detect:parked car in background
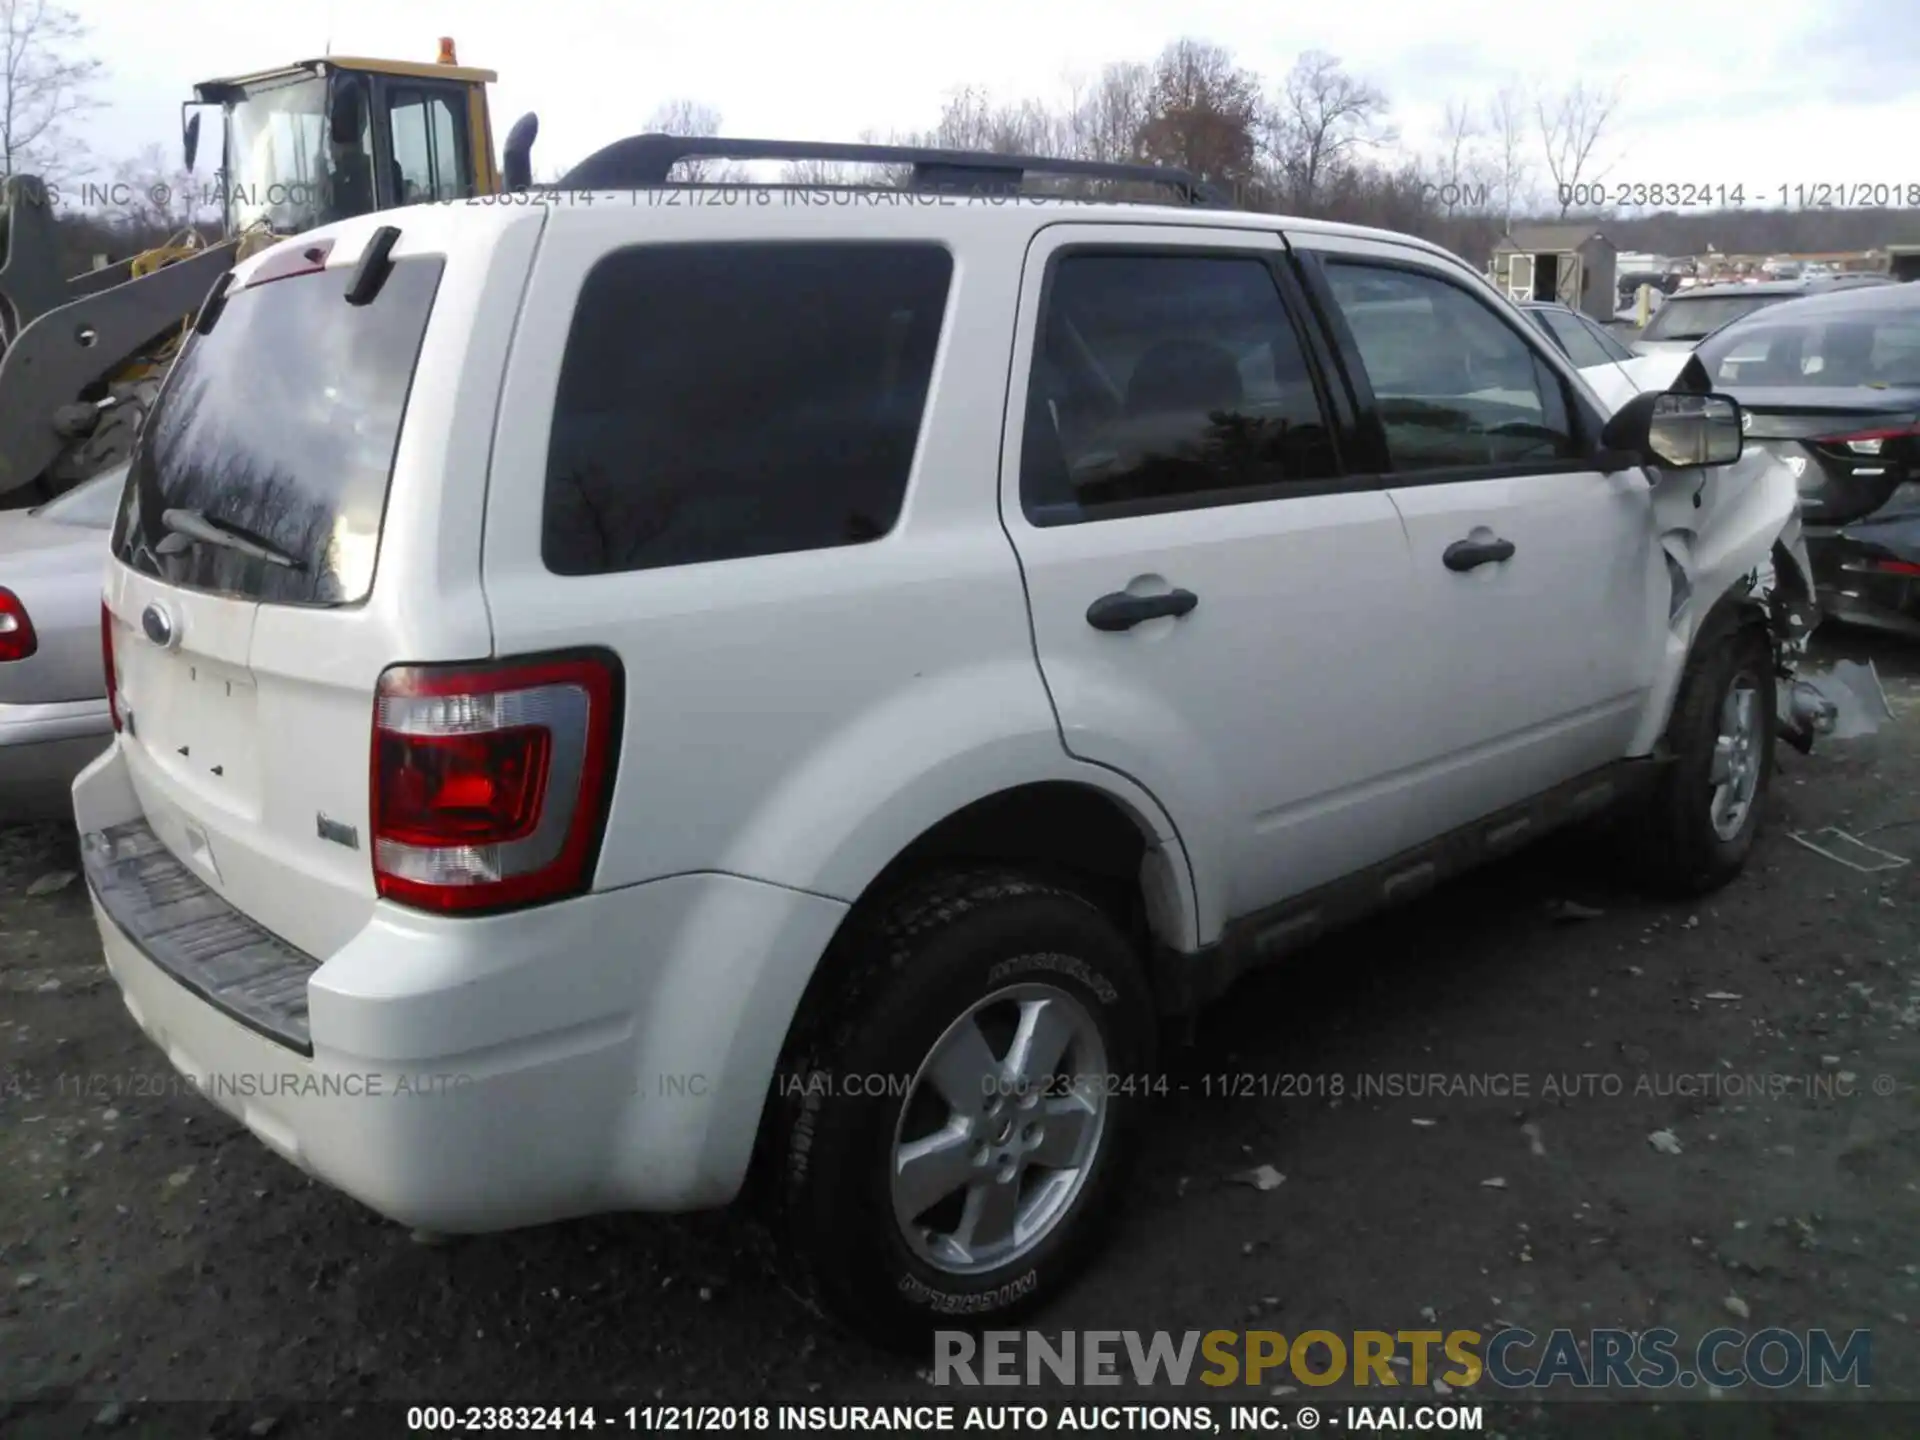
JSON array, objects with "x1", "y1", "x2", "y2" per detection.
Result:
[
  {"x1": 1518, "y1": 300, "x2": 1690, "y2": 410},
  {"x1": 0, "y1": 466, "x2": 121, "y2": 818},
  {"x1": 1696, "y1": 284, "x2": 1920, "y2": 638},
  {"x1": 1633, "y1": 275, "x2": 1897, "y2": 355}
]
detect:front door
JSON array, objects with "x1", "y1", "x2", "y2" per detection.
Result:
[
  {"x1": 375, "y1": 80, "x2": 475, "y2": 207},
  {"x1": 1294, "y1": 236, "x2": 1664, "y2": 834},
  {"x1": 1001, "y1": 224, "x2": 1434, "y2": 933}
]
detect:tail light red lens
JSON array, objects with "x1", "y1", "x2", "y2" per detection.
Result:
[
  {"x1": 375, "y1": 728, "x2": 552, "y2": 845},
  {"x1": 370, "y1": 652, "x2": 620, "y2": 913},
  {"x1": 0, "y1": 588, "x2": 37, "y2": 663},
  {"x1": 1812, "y1": 423, "x2": 1920, "y2": 455},
  {"x1": 101, "y1": 602, "x2": 122, "y2": 731}
]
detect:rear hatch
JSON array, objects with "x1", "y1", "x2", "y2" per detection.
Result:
[
  {"x1": 101, "y1": 208, "x2": 542, "y2": 959},
  {"x1": 1733, "y1": 387, "x2": 1920, "y2": 524}
]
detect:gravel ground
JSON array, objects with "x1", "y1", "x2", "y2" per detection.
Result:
[{"x1": 2, "y1": 633, "x2": 1917, "y2": 1438}]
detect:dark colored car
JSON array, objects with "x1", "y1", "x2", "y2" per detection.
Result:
[
  {"x1": 1695, "y1": 284, "x2": 1920, "y2": 637},
  {"x1": 1633, "y1": 275, "x2": 1897, "y2": 354}
]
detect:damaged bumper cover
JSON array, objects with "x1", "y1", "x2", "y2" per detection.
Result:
[{"x1": 1806, "y1": 497, "x2": 1920, "y2": 641}]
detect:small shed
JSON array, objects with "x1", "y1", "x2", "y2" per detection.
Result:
[{"x1": 1488, "y1": 224, "x2": 1618, "y2": 322}]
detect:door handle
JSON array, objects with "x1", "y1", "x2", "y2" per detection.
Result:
[
  {"x1": 1085, "y1": 588, "x2": 1199, "y2": 632},
  {"x1": 1442, "y1": 537, "x2": 1516, "y2": 572}
]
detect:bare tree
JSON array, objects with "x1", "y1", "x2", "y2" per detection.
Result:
[
  {"x1": 1431, "y1": 98, "x2": 1490, "y2": 218},
  {"x1": 1059, "y1": 60, "x2": 1154, "y2": 164},
  {"x1": 645, "y1": 98, "x2": 722, "y2": 138},
  {"x1": 923, "y1": 85, "x2": 1058, "y2": 155},
  {"x1": 779, "y1": 158, "x2": 855, "y2": 186},
  {"x1": 643, "y1": 98, "x2": 739, "y2": 182},
  {"x1": 1, "y1": 0, "x2": 103, "y2": 181},
  {"x1": 1535, "y1": 79, "x2": 1622, "y2": 218},
  {"x1": 1136, "y1": 39, "x2": 1264, "y2": 191},
  {"x1": 1487, "y1": 82, "x2": 1532, "y2": 228},
  {"x1": 108, "y1": 142, "x2": 216, "y2": 237},
  {"x1": 1265, "y1": 51, "x2": 1392, "y2": 213}
]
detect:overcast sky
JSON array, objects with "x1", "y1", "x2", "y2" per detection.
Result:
[{"x1": 65, "y1": 0, "x2": 1919, "y2": 205}]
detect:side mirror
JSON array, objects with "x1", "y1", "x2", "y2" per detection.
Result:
[
  {"x1": 1601, "y1": 389, "x2": 1744, "y2": 472},
  {"x1": 183, "y1": 113, "x2": 201, "y2": 172}
]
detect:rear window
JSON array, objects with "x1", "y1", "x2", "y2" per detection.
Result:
[
  {"x1": 541, "y1": 242, "x2": 953, "y2": 576},
  {"x1": 1640, "y1": 293, "x2": 1783, "y2": 342},
  {"x1": 1699, "y1": 309, "x2": 1920, "y2": 388},
  {"x1": 112, "y1": 255, "x2": 444, "y2": 606}
]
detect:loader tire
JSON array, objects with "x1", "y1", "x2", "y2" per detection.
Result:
[{"x1": 48, "y1": 376, "x2": 161, "y2": 492}]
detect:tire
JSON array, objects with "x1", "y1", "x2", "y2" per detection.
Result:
[
  {"x1": 47, "y1": 375, "x2": 162, "y2": 492},
  {"x1": 1629, "y1": 616, "x2": 1776, "y2": 897},
  {"x1": 766, "y1": 868, "x2": 1156, "y2": 1346}
]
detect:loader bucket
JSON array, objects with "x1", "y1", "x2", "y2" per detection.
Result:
[{"x1": 0, "y1": 186, "x2": 240, "y2": 505}]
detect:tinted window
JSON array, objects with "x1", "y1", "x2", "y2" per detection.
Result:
[
  {"x1": 1533, "y1": 307, "x2": 1614, "y2": 368},
  {"x1": 1699, "y1": 308, "x2": 1920, "y2": 388},
  {"x1": 542, "y1": 243, "x2": 951, "y2": 575},
  {"x1": 1640, "y1": 293, "x2": 1785, "y2": 342},
  {"x1": 113, "y1": 257, "x2": 444, "y2": 606},
  {"x1": 1326, "y1": 262, "x2": 1576, "y2": 471},
  {"x1": 1020, "y1": 253, "x2": 1338, "y2": 522}
]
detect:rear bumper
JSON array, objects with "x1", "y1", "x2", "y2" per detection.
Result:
[
  {"x1": 75, "y1": 743, "x2": 850, "y2": 1231},
  {"x1": 0, "y1": 697, "x2": 111, "y2": 820},
  {"x1": 1804, "y1": 525, "x2": 1920, "y2": 639}
]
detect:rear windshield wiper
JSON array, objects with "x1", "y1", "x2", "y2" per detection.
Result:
[{"x1": 154, "y1": 508, "x2": 306, "y2": 570}]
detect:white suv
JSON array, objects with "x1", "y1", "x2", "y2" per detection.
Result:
[{"x1": 76, "y1": 139, "x2": 1819, "y2": 1341}]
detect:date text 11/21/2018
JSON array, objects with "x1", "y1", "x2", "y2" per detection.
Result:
[{"x1": 1557, "y1": 181, "x2": 1920, "y2": 209}]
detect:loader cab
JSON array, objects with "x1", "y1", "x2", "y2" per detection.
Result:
[{"x1": 186, "y1": 42, "x2": 498, "y2": 238}]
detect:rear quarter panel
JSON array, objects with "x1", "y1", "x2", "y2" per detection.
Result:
[{"x1": 481, "y1": 201, "x2": 1198, "y2": 944}]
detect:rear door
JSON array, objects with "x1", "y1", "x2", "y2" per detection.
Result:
[
  {"x1": 1293, "y1": 236, "x2": 1663, "y2": 828},
  {"x1": 101, "y1": 206, "x2": 543, "y2": 958},
  {"x1": 1001, "y1": 223, "x2": 1432, "y2": 925}
]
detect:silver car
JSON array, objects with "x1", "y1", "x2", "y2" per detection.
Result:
[{"x1": 0, "y1": 466, "x2": 123, "y2": 820}]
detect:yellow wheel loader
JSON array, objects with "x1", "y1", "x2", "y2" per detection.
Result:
[{"x1": 0, "y1": 38, "x2": 538, "y2": 509}]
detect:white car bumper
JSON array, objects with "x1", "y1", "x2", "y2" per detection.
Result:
[{"x1": 76, "y1": 741, "x2": 849, "y2": 1231}]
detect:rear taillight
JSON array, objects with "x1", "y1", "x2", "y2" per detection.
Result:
[
  {"x1": 1812, "y1": 424, "x2": 1920, "y2": 455},
  {"x1": 101, "y1": 602, "x2": 122, "y2": 731},
  {"x1": 370, "y1": 652, "x2": 620, "y2": 913},
  {"x1": 0, "y1": 589, "x2": 35, "y2": 662}
]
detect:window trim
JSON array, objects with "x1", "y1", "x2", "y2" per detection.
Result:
[
  {"x1": 1016, "y1": 240, "x2": 1371, "y2": 529},
  {"x1": 379, "y1": 79, "x2": 475, "y2": 205},
  {"x1": 1575, "y1": 310, "x2": 1635, "y2": 365},
  {"x1": 1292, "y1": 247, "x2": 1609, "y2": 490},
  {"x1": 1534, "y1": 304, "x2": 1614, "y2": 370}
]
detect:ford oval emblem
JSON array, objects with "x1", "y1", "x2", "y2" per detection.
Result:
[{"x1": 141, "y1": 601, "x2": 177, "y2": 649}]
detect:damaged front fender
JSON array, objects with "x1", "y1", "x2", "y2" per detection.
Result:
[{"x1": 1629, "y1": 443, "x2": 1826, "y2": 755}]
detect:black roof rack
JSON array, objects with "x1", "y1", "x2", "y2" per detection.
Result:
[{"x1": 556, "y1": 134, "x2": 1232, "y2": 207}]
